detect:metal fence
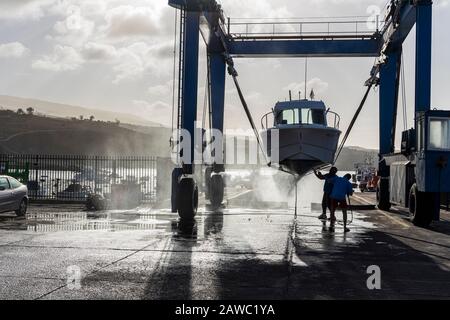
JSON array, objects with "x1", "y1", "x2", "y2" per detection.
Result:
[{"x1": 0, "y1": 154, "x2": 158, "y2": 203}]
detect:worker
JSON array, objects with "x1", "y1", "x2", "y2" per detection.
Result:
[
  {"x1": 329, "y1": 173, "x2": 354, "y2": 233},
  {"x1": 313, "y1": 167, "x2": 338, "y2": 220}
]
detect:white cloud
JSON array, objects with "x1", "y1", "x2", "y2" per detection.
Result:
[
  {"x1": 133, "y1": 100, "x2": 171, "y2": 126},
  {"x1": 47, "y1": 0, "x2": 108, "y2": 17},
  {"x1": 148, "y1": 81, "x2": 172, "y2": 97},
  {"x1": 0, "y1": 42, "x2": 29, "y2": 58},
  {"x1": 104, "y1": 6, "x2": 159, "y2": 38},
  {"x1": 439, "y1": 0, "x2": 449, "y2": 8},
  {"x1": 11, "y1": 1, "x2": 174, "y2": 85},
  {"x1": 0, "y1": 0, "x2": 55, "y2": 20},
  {"x1": 112, "y1": 42, "x2": 151, "y2": 83},
  {"x1": 219, "y1": 0, "x2": 290, "y2": 19},
  {"x1": 82, "y1": 42, "x2": 117, "y2": 61},
  {"x1": 32, "y1": 45, "x2": 84, "y2": 72},
  {"x1": 51, "y1": 12, "x2": 96, "y2": 47},
  {"x1": 283, "y1": 78, "x2": 329, "y2": 98},
  {"x1": 112, "y1": 42, "x2": 173, "y2": 84}
]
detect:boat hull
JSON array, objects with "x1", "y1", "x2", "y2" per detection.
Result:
[{"x1": 263, "y1": 126, "x2": 341, "y2": 176}]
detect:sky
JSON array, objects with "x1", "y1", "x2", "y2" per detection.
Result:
[{"x1": 0, "y1": 0, "x2": 449, "y2": 149}]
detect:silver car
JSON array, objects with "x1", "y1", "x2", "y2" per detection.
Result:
[{"x1": 0, "y1": 175, "x2": 28, "y2": 216}]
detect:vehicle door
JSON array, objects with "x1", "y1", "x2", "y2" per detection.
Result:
[
  {"x1": 8, "y1": 177, "x2": 25, "y2": 209},
  {"x1": 0, "y1": 177, "x2": 12, "y2": 212}
]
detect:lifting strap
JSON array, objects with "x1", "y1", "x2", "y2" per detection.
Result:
[
  {"x1": 230, "y1": 72, "x2": 270, "y2": 166},
  {"x1": 333, "y1": 84, "x2": 373, "y2": 164}
]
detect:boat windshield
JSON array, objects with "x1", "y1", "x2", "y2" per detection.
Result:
[{"x1": 276, "y1": 108, "x2": 325, "y2": 125}]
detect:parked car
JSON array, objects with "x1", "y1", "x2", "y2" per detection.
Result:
[
  {"x1": 56, "y1": 183, "x2": 90, "y2": 201},
  {"x1": 0, "y1": 175, "x2": 28, "y2": 216}
]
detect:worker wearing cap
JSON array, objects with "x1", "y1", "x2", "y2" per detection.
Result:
[
  {"x1": 329, "y1": 173, "x2": 354, "y2": 233},
  {"x1": 313, "y1": 167, "x2": 338, "y2": 221}
]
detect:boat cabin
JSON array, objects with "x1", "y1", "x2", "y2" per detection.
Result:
[
  {"x1": 262, "y1": 99, "x2": 339, "y2": 130},
  {"x1": 275, "y1": 100, "x2": 327, "y2": 127}
]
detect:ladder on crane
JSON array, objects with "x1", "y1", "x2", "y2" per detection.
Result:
[{"x1": 177, "y1": 8, "x2": 186, "y2": 133}]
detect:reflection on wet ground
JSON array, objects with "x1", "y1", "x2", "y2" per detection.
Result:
[
  {"x1": 0, "y1": 191, "x2": 449, "y2": 299},
  {"x1": 0, "y1": 198, "x2": 443, "y2": 253},
  {"x1": 0, "y1": 207, "x2": 175, "y2": 233},
  {"x1": 0, "y1": 198, "x2": 381, "y2": 261}
]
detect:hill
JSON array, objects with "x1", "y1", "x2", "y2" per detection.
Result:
[
  {"x1": 334, "y1": 146, "x2": 378, "y2": 171},
  {"x1": 0, "y1": 109, "x2": 171, "y2": 156},
  {"x1": 0, "y1": 95, "x2": 162, "y2": 128}
]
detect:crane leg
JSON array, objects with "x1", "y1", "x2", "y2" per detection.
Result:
[
  {"x1": 208, "y1": 53, "x2": 226, "y2": 209},
  {"x1": 378, "y1": 50, "x2": 401, "y2": 211},
  {"x1": 174, "y1": 11, "x2": 200, "y2": 221},
  {"x1": 412, "y1": 2, "x2": 438, "y2": 225}
]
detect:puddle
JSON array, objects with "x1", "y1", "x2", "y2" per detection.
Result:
[{"x1": 0, "y1": 207, "x2": 177, "y2": 233}]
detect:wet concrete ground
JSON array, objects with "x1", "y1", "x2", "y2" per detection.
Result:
[{"x1": 0, "y1": 191, "x2": 449, "y2": 300}]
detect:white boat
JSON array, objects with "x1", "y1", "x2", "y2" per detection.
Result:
[{"x1": 261, "y1": 99, "x2": 341, "y2": 176}]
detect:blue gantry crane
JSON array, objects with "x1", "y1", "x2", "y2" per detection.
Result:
[{"x1": 168, "y1": 0, "x2": 449, "y2": 227}]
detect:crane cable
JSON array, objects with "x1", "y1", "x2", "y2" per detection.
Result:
[
  {"x1": 332, "y1": 82, "x2": 377, "y2": 225},
  {"x1": 229, "y1": 73, "x2": 270, "y2": 166},
  {"x1": 333, "y1": 84, "x2": 373, "y2": 164}
]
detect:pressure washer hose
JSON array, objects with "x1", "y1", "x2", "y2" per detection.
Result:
[{"x1": 336, "y1": 195, "x2": 354, "y2": 226}]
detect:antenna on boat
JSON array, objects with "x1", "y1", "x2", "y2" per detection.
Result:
[
  {"x1": 304, "y1": 57, "x2": 308, "y2": 100},
  {"x1": 289, "y1": 90, "x2": 292, "y2": 101},
  {"x1": 298, "y1": 91, "x2": 301, "y2": 100},
  {"x1": 310, "y1": 89, "x2": 315, "y2": 100}
]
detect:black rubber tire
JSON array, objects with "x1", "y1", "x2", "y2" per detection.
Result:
[
  {"x1": 171, "y1": 168, "x2": 183, "y2": 213},
  {"x1": 204, "y1": 167, "x2": 213, "y2": 200},
  {"x1": 409, "y1": 184, "x2": 433, "y2": 227},
  {"x1": 377, "y1": 179, "x2": 391, "y2": 211},
  {"x1": 378, "y1": 200, "x2": 391, "y2": 211},
  {"x1": 86, "y1": 196, "x2": 95, "y2": 211},
  {"x1": 177, "y1": 178, "x2": 198, "y2": 221},
  {"x1": 209, "y1": 174, "x2": 224, "y2": 210},
  {"x1": 15, "y1": 199, "x2": 27, "y2": 217}
]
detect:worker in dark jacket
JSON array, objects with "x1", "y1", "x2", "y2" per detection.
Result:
[
  {"x1": 329, "y1": 173, "x2": 354, "y2": 233},
  {"x1": 313, "y1": 167, "x2": 338, "y2": 220}
]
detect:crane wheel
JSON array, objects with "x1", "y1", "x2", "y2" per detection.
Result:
[
  {"x1": 204, "y1": 167, "x2": 213, "y2": 200},
  {"x1": 409, "y1": 184, "x2": 433, "y2": 227},
  {"x1": 377, "y1": 180, "x2": 391, "y2": 211},
  {"x1": 178, "y1": 178, "x2": 198, "y2": 221},
  {"x1": 209, "y1": 174, "x2": 224, "y2": 210}
]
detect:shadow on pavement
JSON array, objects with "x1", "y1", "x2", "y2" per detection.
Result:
[{"x1": 142, "y1": 211, "x2": 450, "y2": 300}]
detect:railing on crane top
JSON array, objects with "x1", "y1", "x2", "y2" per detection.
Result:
[{"x1": 223, "y1": 16, "x2": 385, "y2": 40}]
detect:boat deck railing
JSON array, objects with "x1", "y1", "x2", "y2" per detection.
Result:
[
  {"x1": 261, "y1": 111, "x2": 273, "y2": 130},
  {"x1": 261, "y1": 108, "x2": 340, "y2": 130},
  {"x1": 324, "y1": 110, "x2": 341, "y2": 129}
]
